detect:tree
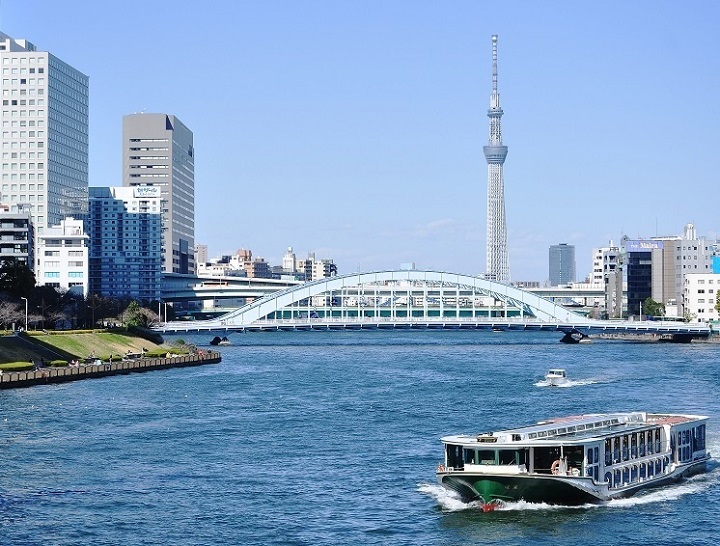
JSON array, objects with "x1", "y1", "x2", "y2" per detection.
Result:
[
  {"x1": 0, "y1": 258, "x2": 35, "y2": 298},
  {"x1": 643, "y1": 297, "x2": 665, "y2": 318},
  {"x1": 716, "y1": 291, "x2": 720, "y2": 314},
  {"x1": 122, "y1": 300, "x2": 158, "y2": 328},
  {"x1": 0, "y1": 301, "x2": 22, "y2": 330}
]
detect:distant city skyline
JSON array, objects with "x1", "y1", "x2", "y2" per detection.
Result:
[{"x1": 3, "y1": 1, "x2": 719, "y2": 281}]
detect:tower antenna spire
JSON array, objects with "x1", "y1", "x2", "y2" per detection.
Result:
[{"x1": 492, "y1": 34, "x2": 498, "y2": 94}]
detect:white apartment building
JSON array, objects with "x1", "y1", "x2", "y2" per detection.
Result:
[
  {"x1": 588, "y1": 242, "x2": 623, "y2": 317},
  {"x1": 0, "y1": 32, "x2": 89, "y2": 237},
  {"x1": 36, "y1": 217, "x2": 88, "y2": 296},
  {"x1": 675, "y1": 224, "x2": 713, "y2": 306},
  {"x1": 683, "y1": 273, "x2": 720, "y2": 323},
  {"x1": 589, "y1": 247, "x2": 604, "y2": 285},
  {"x1": 282, "y1": 247, "x2": 296, "y2": 273},
  {"x1": 296, "y1": 252, "x2": 337, "y2": 281}
]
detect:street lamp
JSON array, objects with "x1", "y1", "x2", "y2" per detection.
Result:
[{"x1": 20, "y1": 296, "x2": 28, "y2": 331}]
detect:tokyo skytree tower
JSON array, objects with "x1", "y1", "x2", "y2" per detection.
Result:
[{"x1": 483, "y1": 34, "x2": 509, "y2": 283}]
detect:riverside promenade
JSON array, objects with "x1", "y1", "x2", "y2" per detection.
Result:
[{"x1": 0, "y1": 350, "x2": 222, "y2": 389}]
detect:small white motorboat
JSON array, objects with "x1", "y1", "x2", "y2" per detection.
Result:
[{"x1": 545, "y1": 368, "x2": 568, "y2": 386}]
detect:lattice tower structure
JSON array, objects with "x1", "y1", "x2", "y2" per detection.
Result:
[{"x1": 483, "y1": 34, "x2": 509, "y2": 283}]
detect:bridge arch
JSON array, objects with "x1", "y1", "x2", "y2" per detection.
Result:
[{"x1": 166, "y1": 270, "x2": 589, "y2": 330}]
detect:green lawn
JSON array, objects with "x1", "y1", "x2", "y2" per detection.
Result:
[{"x1": 1, "y1": 330, "x2": 169, "y2": 364}]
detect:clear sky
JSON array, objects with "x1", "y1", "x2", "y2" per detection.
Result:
[{"x1": 3, "y1": 1, "x2": 719, "y2": 282}]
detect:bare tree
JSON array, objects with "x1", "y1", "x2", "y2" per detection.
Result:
[
  {"x1": 27, "y1": 312, "x2": 44, "y2": 330},
  {"x1": 0, "y1": 301, "x2": 21, "y2": 330}
]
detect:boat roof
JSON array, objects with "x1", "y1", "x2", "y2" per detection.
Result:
[{"x1": 441, "y1": 412, "x2": 709, "y2": 447}]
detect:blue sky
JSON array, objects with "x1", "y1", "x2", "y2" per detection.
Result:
[{"x1": 4, "y1": 1, "x2": 719, "y2": 281}]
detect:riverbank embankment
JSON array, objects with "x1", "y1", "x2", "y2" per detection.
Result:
[{"x1": 0, "y1": 350, "x2": 221, "y2": 389}]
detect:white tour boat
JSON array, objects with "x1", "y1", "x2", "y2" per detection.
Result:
[
  {"x1": 436, "y1": 412, "x2": 710, "y2": 508},
  {"x1": 545, "y1": 368, "x2": 568, "y2": 386}
]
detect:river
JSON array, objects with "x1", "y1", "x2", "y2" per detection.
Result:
[{"x1": 1, "y1": 330, "x2": 718, "y2": 545}]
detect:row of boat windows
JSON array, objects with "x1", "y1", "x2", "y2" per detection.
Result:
[
  {"x1": 445, "y1": 445, "x2": 528, "y2": 469},
  {"x1": 606, "y1": 457, "x2": 670, "y2": 488},
  {"x1": 462, "y1": 449, "x2": 525, "y2": 466},
  {"x1": 527, "y1": 419, "x2": 621, "y2": 439},
  {"x1": 602, "y1": 428, "x2": 663, "y2": 465}
]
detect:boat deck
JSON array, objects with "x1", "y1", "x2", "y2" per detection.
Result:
[{"x1": 443, "y1": 412, "x2": 708, "y2": 446}]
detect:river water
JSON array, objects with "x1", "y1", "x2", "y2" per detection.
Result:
[{"x1": 1, "y1": 330, "x2": 718, "y2": 545}]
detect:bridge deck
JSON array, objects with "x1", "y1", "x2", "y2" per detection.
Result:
[{"x1": 159, "y1": 317, "x2": 712, "y2": 337}]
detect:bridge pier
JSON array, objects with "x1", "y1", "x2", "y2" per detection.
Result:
[
  {"x1": 659, "y1": 333, "x2": 694, "y2": 344},
  {"x1": 560, "y1": 330, "x2": 587, "y2": 344}
]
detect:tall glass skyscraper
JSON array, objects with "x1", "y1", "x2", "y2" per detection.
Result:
[
  {"x1": 0, "y1": 32, "x2": 89, "y2": 236},
  {"x1": 549, "y1": 243, "x2": 576, "y2": 286}
]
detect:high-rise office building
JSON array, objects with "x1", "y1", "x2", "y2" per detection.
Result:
[
  {"x1": 549, "y1": 243, "x2": 576, "y2": 286},
  {"x1": 624, "y1": 239, "x2": 664, "y2": 317},
  {"x1": 122, "y1": 113, "x2": 195, "y2": 275},
  {"x1": 484, "y1": 35, "x2": 509, "y2": 283},
  {"x1": 0, "y1": 32, "x2": 89, "y2": 236},
  {"x1": 653, "y1": 223, "x2": 713, "y2": 316},
  {"x1": 195, "y1": 244, "x2": 208, "y2": 267},
  {"x1": 88, "y1": 186, "x2": 162, "y2": 301}
]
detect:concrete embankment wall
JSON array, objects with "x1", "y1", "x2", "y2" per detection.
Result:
[{"x1": 0, "y1": 351, "x2": 222, "y2": 390}]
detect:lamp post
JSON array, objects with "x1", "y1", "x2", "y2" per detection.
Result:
[{"x1": 20, "y1": 296, "x2": 28, "y2": 331}]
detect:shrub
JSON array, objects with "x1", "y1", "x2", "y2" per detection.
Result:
[
  {"x1": 0, "y1": 362, "x2": 35, "y2": 372},
  {"x1": 48, "y1": 360, "x2": 68, "y2": 367},
  {"x1": 98, "y1": 354, "x2": 122, "y2": 362},
  {"x1": 143, "y1": 349, "x2": 170, "y2": 358}
]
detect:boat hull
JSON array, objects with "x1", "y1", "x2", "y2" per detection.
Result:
[
  {"x1": 439, "y1": 473, "x2": 602, "y2": 505},
  {"x1": 438, "y1": 456, "x2": 709, "y2": 505}
]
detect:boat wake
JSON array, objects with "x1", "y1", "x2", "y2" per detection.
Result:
[
  {"x1": 419, "y1": 463, "x2": 720, "y2": 512},
  {"x1": 417, "y1": 483, "x2": 482, "y2": 512}
]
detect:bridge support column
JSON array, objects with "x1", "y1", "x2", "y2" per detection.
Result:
[
  {"x1": 560, "y1": 330, "x2": 587, "y2": 344},
  {"x1": 668, "y1": 334, "x2": 693, "y2": 344}
]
